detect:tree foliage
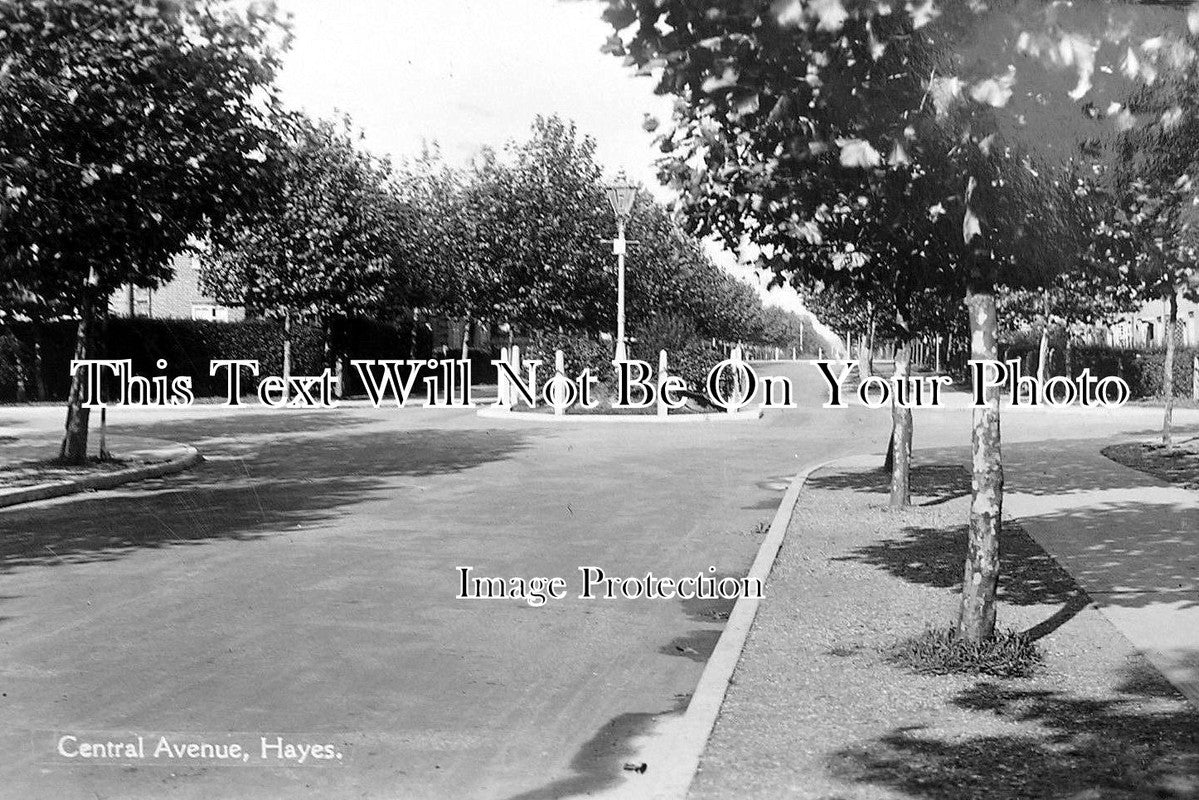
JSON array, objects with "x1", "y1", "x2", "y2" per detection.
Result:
[
  {"x1": 0, "y1": 0, "x2": 288, "y2": 461},
  {"x1": 203, "y1": 112, "x2": 402, "y2": 329}
]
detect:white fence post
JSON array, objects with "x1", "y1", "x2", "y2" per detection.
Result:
[
  {"x1": 553, "y1": 349, "x2": 566, "y2": 416},
  {"x1": 729, "y1": 345, "x2": 744, "y2": 414},
  {"x1": 509, "y1": 344, "x2": 521, "y2": 407},
  {"x1": 497, "y1": 346, "x2": 510, "y2": 407}
]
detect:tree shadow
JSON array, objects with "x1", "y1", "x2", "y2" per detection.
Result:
[
  {"x1": 110, "y1": 410, "x2": 376, "y2": 442},
  {"x1": 828, "y1": 674, "x2": 1199, "y2": 800},
  {"x1": 806, "y1": 463, "x2": 972, "y2": 506},
  {"x1": 0, "y1": 423, "x2": 529, "y2": 573},
  {"x1": 835, "y1": 517, "x2": 1097, "y2": 643},
  {"x1": 836, "y1": 520, "x2": 1083, "y2": 607}
]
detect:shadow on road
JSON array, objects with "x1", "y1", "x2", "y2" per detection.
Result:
[
  {"x1": 502, "y1": 696, "x2": 689, "y2": 800},
  {"x1": 0, "y1": 415, "x2": 530, "y2": 572},
  {"x1": 828, "y1": 667, "x2": 1199, "y2": 799}
]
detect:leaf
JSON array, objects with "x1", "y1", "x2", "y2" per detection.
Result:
[
  {"x1": 1121, "y1": 47, "x2": 1140, "y2": 80},
  {"x1": 732, "y1": 89, "x2": 760, "y2": 116},
  {"x1": 929, "y1": 75, "x2": 965, "y2": 116},
  {"x1": 701, "y1": 67, "x2": 739, "y2": 93},
  {"x1": 836, "y1": 138, "x2": 881, "y2": 168},
  {"x1": 812, "y1": 0, "x2": 849, "y2": 32},
  {"x1": 772, "y1": 0, "x2": 805, "y2": 28},
  {"x1": 970, "y1": 67, "x2": 1015, "y2": 108},
  {"x1": 907, "y1": 0, "x2": 940, "y2": 29}
]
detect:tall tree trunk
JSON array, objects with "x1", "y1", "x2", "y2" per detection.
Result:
[
  {"x1": 58, "y1": 298, "x2": 95, "y2": 465},
  {"x1": 889, "y1": 341, "x2": 913, "y2": 508},
  {"x1": 461, "y1": 312, "x2": 472, "y2": 362},
  {"x1": 958, "y1": 289, "x2": 1003, "y2": 642},
  {"x1": 31, "y1": 321, "x2": 47, "y2": 401},
  {"x1": 282, "y1": 310, "x2": 292, "y2": 385},
  {"x1": 1163, "y1": 289, "x2": 1177, "y2": 448},
  {"x1": 858, "y1": 335, "x2": 873, "y2": 378},
  {"x1": 97, "y1": 311, "x2": 110, "y2": 460},
  {"x1": 1036, "y1": 289, "x2": 1050, "y2": 386},
  {"x1": 11, "y1": 335, "x2": 27, "y2": 403}
]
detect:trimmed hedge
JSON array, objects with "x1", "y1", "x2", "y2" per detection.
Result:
[
  {"x1": 524, "y1": 330, "x2": 731, "y2": 395},
  {"x1": 999, "y1": 341, "x2": 1197, "y2": 399},
  {"x1": 525, "y1": 331, "x2": 614, "y2": 382},
  {"x1": 0, "y1": 316, "x2": 418, "y2": 401}
]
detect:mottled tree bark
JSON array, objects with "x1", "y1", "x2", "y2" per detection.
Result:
[
  {"x1": 1163, "y1": 289, "x2": 1177, "y2": 449},
  {"x1": 32, "y1": 322, "x2": 47, "y2": 401},
  {"x1": 58, "y1": 298, "x2": 94, "y2": 465},
  {"x1": 282, "y1": 309, "x2": 292, "y2": 385},
  {"x1": 461, "y1": 312, "x2": 472, "y2": 362},
  {"x1": 889, "y1": 341, "x2": 913, "y2": 508},
  {"x1": 857, "y1": 336, "x2": 873, "y2": 379},
  {"x1": 1036, "y1": 288, "x2": 1050, "y2": 386},
  {"x1": 958, "y1": 289, "x2": 1003, "y2": 642}
]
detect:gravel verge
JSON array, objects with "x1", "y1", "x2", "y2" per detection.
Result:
[{"x1": 691, "y1": 459, "x2": 1199, "y2": 799}]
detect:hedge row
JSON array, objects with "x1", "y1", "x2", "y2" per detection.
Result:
[
  {"x1": 999, "y1": 341, "x2": 1197, "y2": 398},
  {"x1": 523, "y1": 330, "x2": 731, "y2": 394},
  {"x1": 0, "y1": 316, "x2": 420, "y2": 401}
]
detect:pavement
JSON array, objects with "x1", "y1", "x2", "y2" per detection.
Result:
[
  {"x1": 1, "y1": 370, "x2": 1197, "y2": 798},
  {"x1": 1004, "y1": 440, "x2": 1199, "y2": 708},
  {"x1": 0, "y1": 427, "x2": 201, "y2": 508}
]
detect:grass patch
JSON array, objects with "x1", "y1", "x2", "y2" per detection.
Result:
[{"x1": 885, "y1": 626, "x2": 1042, "y2": 678}]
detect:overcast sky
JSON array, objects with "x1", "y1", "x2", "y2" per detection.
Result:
[
  {"x1": 274, "y1": 0, "x2": 670, "y2": 189},
  {"x1": 272, "y1": 0, "x2": 815, "y2": 323}
]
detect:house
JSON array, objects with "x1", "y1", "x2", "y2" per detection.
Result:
[
  {"x1": 109, "y1": 252, "x2": 243, "y2": 322},
  {"x1": 1106, "y1": 295, "x2": 1199, "y2": 349}
]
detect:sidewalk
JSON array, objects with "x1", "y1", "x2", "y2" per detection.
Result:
[
  {"x1": 1005, "y1": 440, "x2": 1199, "y2": 708},
  {"x1": 690, "y1": 449, "x2": 1199, "y2": 799},
  {"x1": 0, "y1": 429, "x2": 200, "y2": 508}
]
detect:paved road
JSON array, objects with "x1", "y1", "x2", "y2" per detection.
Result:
[{"x1": 0, "y1": 362, "x2": 890, "y2": 800}]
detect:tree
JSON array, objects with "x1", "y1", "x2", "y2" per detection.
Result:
[
  {"x1": 998, "y1": 267, "x2": 1136, "y2": 384},
  {"x1": 203, "y1": 112, "x2": 402, "y2": 385},
  {"x1": 462, "y1": 116, "x2": 614, "y2": 337},
  {"x1": 392, "y1": 145, "x2": 489, "y2": 359},
  {"x1": 435, "y1": 115, "x2": 773, "y2": 353},
  {"x1": 596, "y1": 0, "x2": 1108, "y2": 641},
  {"x1": 0, "y1": 0, "x2": 287, "y2": 462},
  {"x1": 1099, "y1": 68, "x2": 1199, "y2": 448}
]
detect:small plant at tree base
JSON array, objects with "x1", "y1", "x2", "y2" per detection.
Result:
[{"x1": 885, "y1": 627, "x2": 1042, "y2": 679}]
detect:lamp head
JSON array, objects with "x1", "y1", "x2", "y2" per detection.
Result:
[{"x1": 605, "y1": 172, "x2": 638, "y2": 221}]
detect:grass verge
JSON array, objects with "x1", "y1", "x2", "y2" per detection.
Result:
[{"x1": 885, "y1": 626, "x2": 1042, "y2": 678}]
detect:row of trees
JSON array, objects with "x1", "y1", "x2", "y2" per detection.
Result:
[
  {"x1": 597, "y1": 0, "x2": 1199, "y2": 642},
  {"x1": 372, "y1": 115, "x2": 789, "y2": 356},
  {"x1": 0, "y1": 0, "x2": 807, "y2": 465}
]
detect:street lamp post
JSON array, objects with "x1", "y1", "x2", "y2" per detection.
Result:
[{"x1": 604, "y1": 173, "x2": 638, "y2": 362}]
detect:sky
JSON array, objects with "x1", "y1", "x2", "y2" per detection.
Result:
[
  {"x1": 274, "y1": 0, "x2": 671, "y2": 191},
  {"x1": 272, "y1": 0, "x2": 815, "y2": 322}
]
